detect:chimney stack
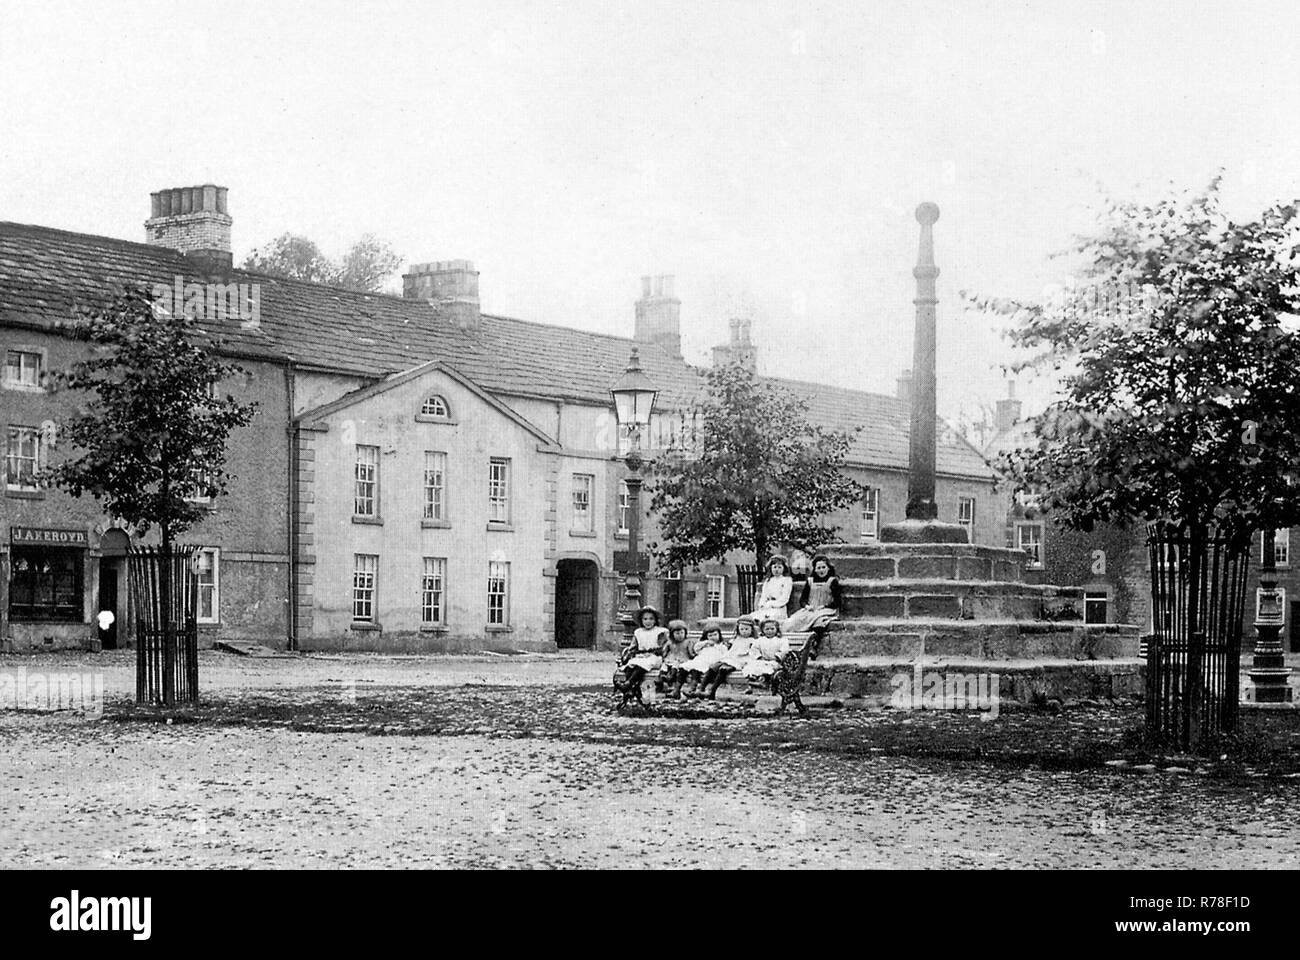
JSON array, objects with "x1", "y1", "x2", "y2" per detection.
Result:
[
  {"x1": 710, "y1": 316, "x2": 756, "y2": 373},
  {"x1": 896, "y1": 369, "x2": 913, "y2": 403},
  {"x1": 145, "y1": 184, "x2": 233, "y2": 274},
  {"x1": 403, "y1": 260, "x2": 481, "y2": 331},
  {"x1": 634, "y1": 274, "x2": 682, "y2": 358},
  {"x1": 995, "y1": 380, "x2": 1022, "y2": 434}
]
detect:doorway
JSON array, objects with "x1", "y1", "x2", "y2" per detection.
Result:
[
  {"x1": 97, "y1": 528, "x2": 130, "y2": 650},
  {"x1": 96, "y1": 558, "x2": 120, "y2": 649},
  {"x1": 662, "y1": 570, "x2": 682, "y2": 623},
  {"x1": 555, "y1": 559, "x2": 597, "y2": 649},
  {"x1": 1291, "y1": 600, "x2": 1300, "y2": 653}
]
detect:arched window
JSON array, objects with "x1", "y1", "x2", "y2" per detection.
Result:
[{"x1": 420, "y1": 395, "x2": 450, "y2": 418}]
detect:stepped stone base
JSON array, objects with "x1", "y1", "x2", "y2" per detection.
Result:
[
  {"x1": 841, "y1": 578, "x2": 1085, "y2": 621},
  {"x1": 830, "y1": 543, "x2": 1029, "y2": 582},
  {"x1": 803, "y1": 657, "x2": 1146, "y2": 704},
  {"x1": 824, "y1": 619, "x2": 1140, "y2": 660},
  {"x1": 880, "y1": 519, "x2": 971, "y2": 543}
]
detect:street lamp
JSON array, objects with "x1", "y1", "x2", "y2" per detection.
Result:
[
  {"x1": 1249, "y1": 526, "x2": 1293, "y2": 703},
  {"x1": 610, "y1": 347, "x2": 659, "y2": 648}
]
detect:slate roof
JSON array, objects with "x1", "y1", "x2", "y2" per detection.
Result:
[{"x1": 0, "y1": 220, "x2": 995, "y2": 480}]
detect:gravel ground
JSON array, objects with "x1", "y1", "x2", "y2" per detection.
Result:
[{"x1": 2, "y1": 651, "x2": 1298, "y2": 869}]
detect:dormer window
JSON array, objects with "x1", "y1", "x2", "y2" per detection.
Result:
[{"x1": 421, "y1": 395, "x2": 450, "y2": 418}]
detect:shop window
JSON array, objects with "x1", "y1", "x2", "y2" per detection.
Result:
[{"x1": 9, "y1": 548, "x2": 83, "y2": 621}]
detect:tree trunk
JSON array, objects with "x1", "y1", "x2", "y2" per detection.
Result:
[{"x1": 753, "y1": 517, "x2": 769, "y2": 574}]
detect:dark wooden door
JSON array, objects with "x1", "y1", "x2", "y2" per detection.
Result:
[
  {"x1": 555, "y1": 560, "x2": 596, "y2": 649},
  {"x1": 1291, "y1": 601, "x2": 1300, "y2": 653},
  {"x1": 662, "y1": 576, "x2": 682, "y2": 622},
  {"x1": 97, "y1": 559, "x2": 119, "y2": 650}
]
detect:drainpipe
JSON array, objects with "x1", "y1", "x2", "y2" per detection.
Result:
[{"x1": 285, "y1": 362, "x2": 298, "y2": 652}]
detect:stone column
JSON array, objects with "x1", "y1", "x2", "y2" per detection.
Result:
[
  {"x1": 881, "y1": 202, "x2": 968, "y2": 544},
  {"x1": 908, "y1": 202, "x2": 940, "y2": 521}
]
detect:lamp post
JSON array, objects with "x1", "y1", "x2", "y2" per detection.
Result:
[
  {"x1": 1248, "y1": 527, "x2": 1293, "y2": 703},
  {"x1": 610, "y1": 347, "x2": 659, "y2": 649}
]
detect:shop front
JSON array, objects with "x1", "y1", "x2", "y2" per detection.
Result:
[{"x1": 3, "y1": 525, "x2": 94, "y2": 651}]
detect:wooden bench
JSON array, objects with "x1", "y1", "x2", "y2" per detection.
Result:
[{"x1": 613, "y1": 629, "x2": 819, "y2": 714}]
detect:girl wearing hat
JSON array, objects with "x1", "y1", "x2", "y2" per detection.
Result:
[
  {"x1": 782, "y1": 554, "x2": 843, "y2": 634},
  {"x1": 700, "y1": 615, "x2": 759, "y2": 699},
  {"x1": 753, "y1": 555, "x2": 793, "y2": 621},
  {"x1": 618, "y1": 605, "x2": 668, "y2": 691},
  {"x1": 679, "y1": 619, "x2": 729, "y2": 697}
]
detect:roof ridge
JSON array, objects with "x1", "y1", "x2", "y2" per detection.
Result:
[
  {"x1": 759, "y1": 372, "x2": 906, "y2": 406},
  {"x1": 233, "y1": 267, "x2": 417, "y2": 302},
  {"x1": 0, "y1": 220, "x2": 187, "y2": 260}
]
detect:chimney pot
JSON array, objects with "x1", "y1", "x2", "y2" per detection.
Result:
[
  {"x1": 144, "y1": 182, "x2": 233, "y2": 267},
  {"x1": 634, "y1": 272, "x2": 682, "y2": 358},
  {"x1": 897, "y1": 369, "x2": 913, "y2": 403}
]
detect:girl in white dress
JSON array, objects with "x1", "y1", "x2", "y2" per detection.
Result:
[
  {"x1": 753, "y1": 556, "x2": 793, "y2": 621},
  {"x1": 700, "y1": 616, "x2": 759, "y2": 699},
  {"x1": 618, "y1": 606, "x2": 668, "y2": 691},
  {"x1": 680, "y1": 620, "x2": 728, "y2": 697},
  {"x1": 742, "y1": 615, "x2": 790, "y2": 683}
]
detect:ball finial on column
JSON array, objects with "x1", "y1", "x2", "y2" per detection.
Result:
[{"x1": 916, "y1": 202, "x2": 940, "y2": 225}]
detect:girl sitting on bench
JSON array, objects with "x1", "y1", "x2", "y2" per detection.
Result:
[
  {"x1": 680, "y1": 619, "x2": 728, "y2": 697},
  {"x1": 741, "y1": 614, "x2": 789, "y2": 686},
  {"x1": 658, "y1": 619, "x2": 693, "y2": 698},
  {"x1": 617, "y1": 605, "x2": 668, "y2": 692},
  {"x1": 700, "y1": 615, "x2": 758, "y2": 699}
]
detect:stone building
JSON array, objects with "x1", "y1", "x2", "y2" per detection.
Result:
[
  {"x1": 1, "y1": 182, "x2": 1001, "y2": 653},
  {"x1": 984, "y1": 386, "x2": 1300, "y2": 651}
]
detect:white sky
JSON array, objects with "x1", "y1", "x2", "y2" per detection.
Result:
[{"x1": 2, "y1": 0, "x2": 1298, "y2": 421}]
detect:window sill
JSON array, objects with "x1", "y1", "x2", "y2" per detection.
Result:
[
  {"x1": 486, "y1": 523, "x2": 514, "y2": 533},
  {"x1": 421, "y1": 519, "x2": 452, "y2": 529},
  {"x1": 350, "y1": 621, "x2": 382, "y2": 632},
  {"x1": 419, "y1": 625, "x2": 449, "y2": 634},
  {"x1": 614, "y1": 532, "x2": 629, "y2": 540},
  {"x1": 485, "y1": 624, "x2": 513, "y2": 633},
  {"x1": 414, "y1": 415, "x2": 458, "y2": 425},
  {"x1": 5, "y1": 488, "x2": 45, "y2": 499},
  {"x1": 569, "y1": 529, "x2": 597, "y2": 538},
  {"x1": 352, "y1": 515, "x2": 384, "y2": 526}
]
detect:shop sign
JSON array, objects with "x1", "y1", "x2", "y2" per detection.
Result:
[{"x1": 9, "y1": 526, "x2": 89, "y2": 547}]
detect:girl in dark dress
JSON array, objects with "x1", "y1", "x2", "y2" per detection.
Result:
[{"x1": 781, "y1": 555, "x2": 842, "y2": 633}]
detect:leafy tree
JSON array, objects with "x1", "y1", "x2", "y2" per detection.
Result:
[
  {"x1": 969, "y1": 178, "x2": 1300, "y2": 542},
  {"x1": 45, "y1": 286, "x2": 257, "y2": 700},
  {"x1": 336, "y1": 234, "x2": 405, "y2": 292},
  {"x1": 647, "y1": 362, "x2": 864, "y2": 570},
  {"x1": 242, "y1": 232, "x2": 402, "y2": 292}
]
